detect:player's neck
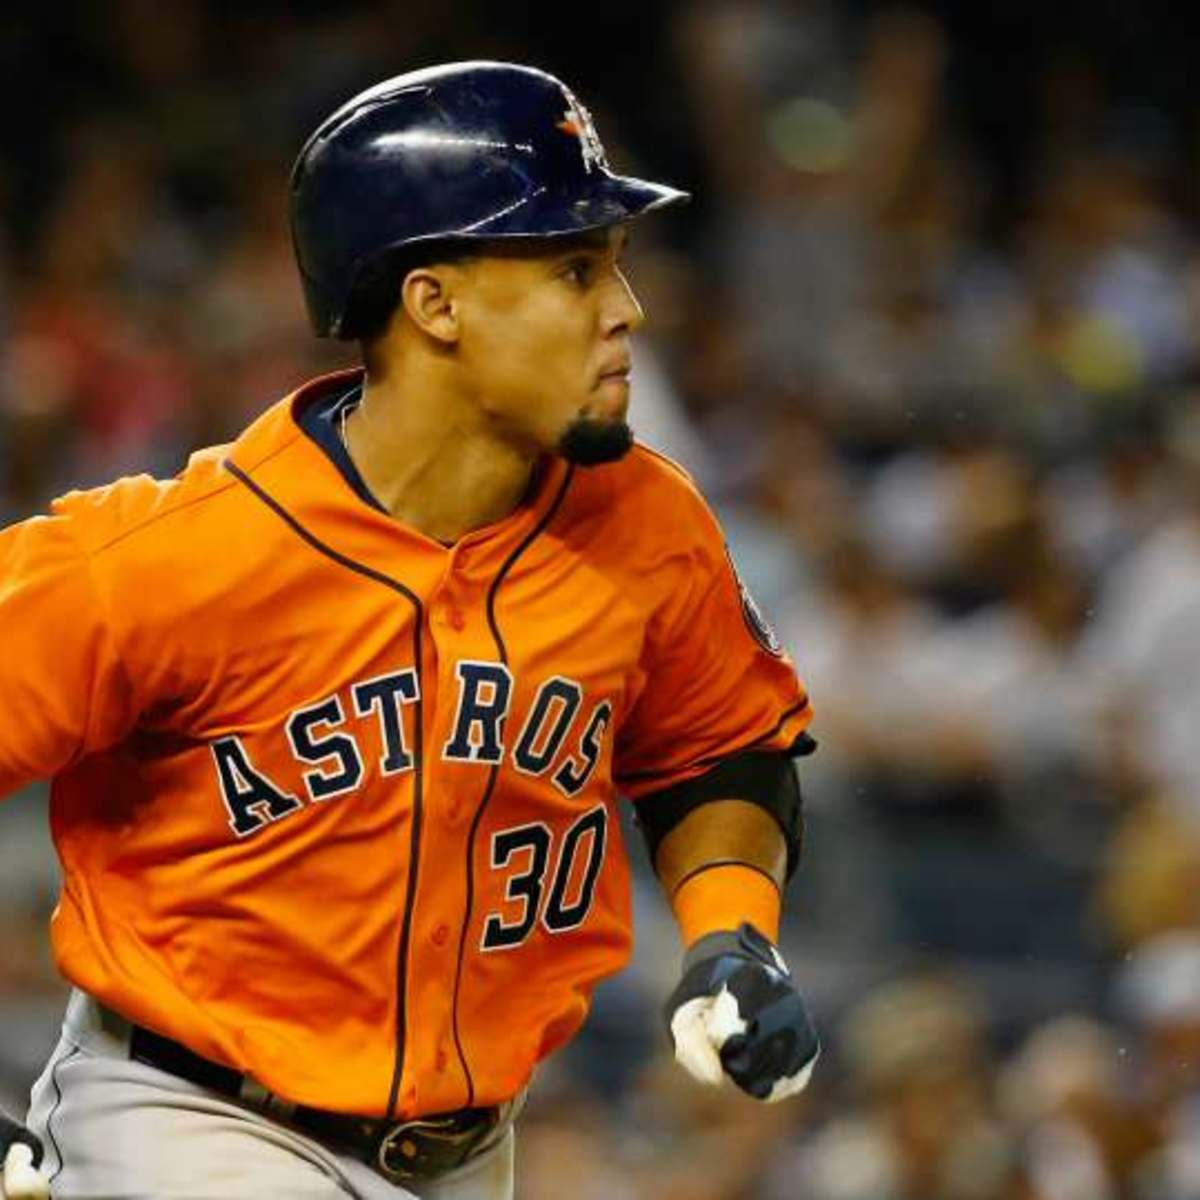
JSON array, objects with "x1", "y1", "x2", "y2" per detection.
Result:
[{"x1": 346, "y1": 367, "x2": 537, "y2": 545}]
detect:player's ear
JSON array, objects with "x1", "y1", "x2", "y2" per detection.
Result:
[{"x1": 400, "y1": 266, "x2": 462, "y2": 345}]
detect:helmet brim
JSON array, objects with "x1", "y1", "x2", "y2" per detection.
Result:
[
  {"x1": 325, "y1": 171, "x2": 689, "y2": 336},
  {"x1": 427, "y1": 170, "x2": 689, "y2": 240}
]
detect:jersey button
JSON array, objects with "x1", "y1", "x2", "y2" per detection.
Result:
[
  {"x1": 432, "y1": 923, "x2": 450, "y2": 946},
  {"x1": 448, "y1": 608, "x2": 465, "y2": 631}
]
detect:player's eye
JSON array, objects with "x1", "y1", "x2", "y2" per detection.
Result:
[{"x1": 561, "y1": 258, "x2": 594, "y2": 287}]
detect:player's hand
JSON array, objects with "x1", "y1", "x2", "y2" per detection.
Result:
[
  {"x1": 0, "y1": 1113, "x2": 48, "y2": 1200},
  {"x1": 664, "y1": 922, "x2": 819, "y2": 1102}
]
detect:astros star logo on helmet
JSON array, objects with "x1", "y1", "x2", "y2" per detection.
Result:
[{"x1": 556, "y1": 91, "x2": 607, "y2": 173}]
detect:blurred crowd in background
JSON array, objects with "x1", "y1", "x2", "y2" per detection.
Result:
[{"x1": 4, "y1": 1, "x2": 1200, "y2": 1196}]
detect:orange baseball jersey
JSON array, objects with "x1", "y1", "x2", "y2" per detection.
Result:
[{"x1": 0, "y1": 368, "x2": 811, "y2": 1120}]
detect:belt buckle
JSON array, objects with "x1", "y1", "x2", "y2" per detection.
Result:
[
  {"x1": 376, "y1": 1111, "x2": 491, "y2": 1183},
  {"x1": 376, "y1": 1119, "x2": 423, "y2": 1183}
]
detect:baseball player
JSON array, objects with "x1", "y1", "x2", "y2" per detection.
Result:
[{"x1": 0, "y1": 62, "x2": 819, "y2": 1199}]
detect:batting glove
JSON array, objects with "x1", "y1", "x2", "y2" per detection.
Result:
[
  {"x1": 665, "y1": 922, "x2": 819, "y2": 1102},
  {"x1": 1, "y1": 1113, "x2": 48, "y2": 1200}
]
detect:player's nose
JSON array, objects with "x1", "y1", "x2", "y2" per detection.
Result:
[{"x1": 601, "y1": 269, "x2": 645, "y2": 337}]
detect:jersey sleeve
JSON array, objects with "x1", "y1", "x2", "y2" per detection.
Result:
[
  {"x1": 613, "y1": 492, "x2": 812, "y2": 801},
  {"x1": 0, "y1": 509, "x2": 139, "y2": 798}
]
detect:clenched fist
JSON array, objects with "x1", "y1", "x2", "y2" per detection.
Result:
[
  {"x1": 664, "y1": 922, "x2": 819, "y2": 1102},
  {"x1": 1, "y1": 1113, "x2": 48, "y2": 1200}
]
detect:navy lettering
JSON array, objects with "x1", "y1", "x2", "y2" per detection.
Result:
[
  {"x1": 513, "y1": 677, "x2": 582, "y2": 776},
  {"x1": 553, "y1": 701, "x2": 612, "y2": 796},
  {"x1": 443, "y1": 662, "x2": 513, "y2": 763},
  {"x1": 480, "y1": 823, "x2": 552, "y2": 951},
  {"x1": 286, "y1": 695, "x2": 363, "y2": 801},
  {"x1": 544, "y1": 806, "x2": 608, "y2": 933},
  {"x1": 211, "y1": 737, "x2": 302, "y2": 837},
  {"x1": 353, "y1": 670, "x2": 419, "y2": 775}
]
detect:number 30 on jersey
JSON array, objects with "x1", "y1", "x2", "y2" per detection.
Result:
[{"x1": 481, "y1": 805, "x2": 608, "y2": 951}]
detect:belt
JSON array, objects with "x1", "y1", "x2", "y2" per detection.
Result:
[{"x1": 124, "y1": 1022, "x2": 501, "y2": 1183}]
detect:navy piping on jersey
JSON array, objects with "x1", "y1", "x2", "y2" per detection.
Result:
[
  {"x1": 221, "y1": 458, "x2": 424, "y2": 1122},
  {"x1": 296, "y1": 384, "x2": 388, "y2": 514},
  {"x1": 450, "y1": 464, "x2": 576, "y2": 1107}
]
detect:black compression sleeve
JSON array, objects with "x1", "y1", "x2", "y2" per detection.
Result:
[{"x1": 633, "y1": 733, "x2": 815, "y2": 880}]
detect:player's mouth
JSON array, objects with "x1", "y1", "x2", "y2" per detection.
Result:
[
  {"x1": 595, "y1": 363, "x2": 631, "y2": 399},
  {"x1": 596, "y1": 368, "x2": 630, "y2": 408},
  {"x1": 595, "y1": 359, "x2": 631, "y2": 386}
]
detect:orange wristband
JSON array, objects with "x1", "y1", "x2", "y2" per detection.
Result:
[{"x1": 671, "y1": 861, "x2": 781, "y2": 948}]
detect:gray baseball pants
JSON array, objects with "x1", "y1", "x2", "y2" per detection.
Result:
[{"x1": 24, "y1": 991, "x2": 515, "y2": 1200}]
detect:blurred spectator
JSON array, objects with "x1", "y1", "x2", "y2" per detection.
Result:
[
  {"x1": 1042, "y1": 415, "x2": 1172, "y2": 579},
  {"x1": 1116, "y1": 934, "x2": 1200, "y2": 1199},
  {"x1": 771, "y1": 973, "x2": 1025, "y2": 1200},
  {"x1": 1081, "y1": 402, "x2": 1200, "y2": 810},
  {"x1": 1000, "y1": 1015, "x2": 1155, "y2": 1199},
  {"x1": 1097, "y1": 797, "x2": 1200, "y2": 950}
]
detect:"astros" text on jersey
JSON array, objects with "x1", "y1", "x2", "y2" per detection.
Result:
[{"x1": 209, "y1": 662, "x2": 612, "y2": 838}]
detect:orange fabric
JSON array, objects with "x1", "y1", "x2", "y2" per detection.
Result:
[
  {"x1": 671, "y1": 863, "x2": 781, "y2": 947},
  {"x1": 0, "y1": 369, "x2": 812, "y2": 1119}
]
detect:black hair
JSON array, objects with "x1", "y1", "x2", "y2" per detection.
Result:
[{"x1": 342, "y1": 239, "x2": 476, "y2": 342}]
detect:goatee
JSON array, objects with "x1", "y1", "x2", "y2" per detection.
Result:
[{"x1": 557, "y1": 417, "x2": 634, "y2": 466}]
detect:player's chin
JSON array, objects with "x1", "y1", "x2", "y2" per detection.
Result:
[{"x1": 556, "y1": 414, "x2": 634, "y2": 466}]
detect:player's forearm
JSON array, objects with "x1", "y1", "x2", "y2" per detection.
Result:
[
  {"x1": 654, "y1": 798, "x2": 786, "y2": 892},
  {"x1": 654, "y1": 799, "x2": 787, "y2": 947},
  {"x1": 657, "y1": 800, "x2": 821, "y2": 1100}
]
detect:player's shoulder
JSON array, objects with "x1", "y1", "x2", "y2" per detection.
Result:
[
  {"x1": 558, "y1": 442, "x2": 726, "y2": 575},
  {"x1": 577, "y1": 442, "x2": 713, "y2": 518},
  {"x1": 50, "y1": 442, "x2": 238, "y2": 557},
  {"x1": 46, "y1": 371, "x2": 329, "y2": 555},
  {"x1": 568, "y1": 442, "x2": 720, "y2": 534},
  {"x1": 622, "y1": 441, "x2": 704, "y2": 493}
]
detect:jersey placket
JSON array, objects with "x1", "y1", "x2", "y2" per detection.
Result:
[
  {"x1": 401, "y1": 550, "x2": 489, "y2": 1115},
  {"x1": 396, "y1": 465, "x2": 572, "y2": 1115}
]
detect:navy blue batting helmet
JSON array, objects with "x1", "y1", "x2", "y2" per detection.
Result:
[{"x1": 289, "y1": 61, "x2": 689, "y2": 338}]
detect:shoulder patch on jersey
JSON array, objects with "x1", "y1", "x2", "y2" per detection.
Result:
[{"x1": 726, "y1": 547, "x2": 784, "y2": 658}]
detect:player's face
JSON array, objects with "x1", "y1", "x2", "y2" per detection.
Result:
[{"x1": 454, "y1": 227, "x2": 644, "y2": 465}]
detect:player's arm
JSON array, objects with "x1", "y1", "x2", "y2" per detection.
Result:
[
  {"x1": 654, "y1": 797, "x2": 787, "y2": 942},
  {"x1": 0, "y1": 509, "x2": 139, "y2": 798},
  {"x1": 638, "y1": 748, "x2": 820, "y2": 1102},
  {"x1": 613, "y1": 466, "x2": 820, "y2": 1101}
]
